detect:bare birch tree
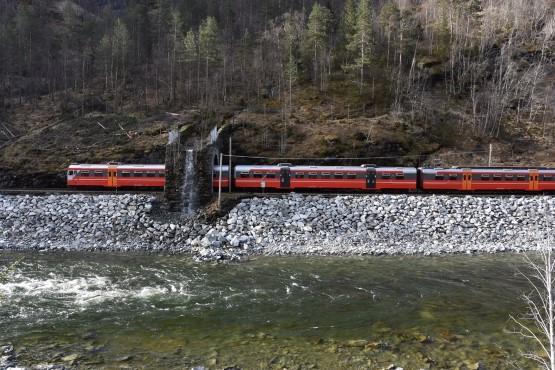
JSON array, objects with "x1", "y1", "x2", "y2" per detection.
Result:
[{"x1": 512, "y1": 233, "x2": 555, "y2": 370}]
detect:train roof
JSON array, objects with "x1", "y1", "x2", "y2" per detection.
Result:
[
  {"x1": 68, "y1": 164, "x2": 165, "y2": 170},
  {"x1": 234, "y1": 165, "x2": 416, "y2": 172},
  {"x1": 420, "y1": 167, "x2": 555, "y2": 174}
]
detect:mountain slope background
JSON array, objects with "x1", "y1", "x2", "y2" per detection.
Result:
[{"x1": 0, "y1": 0, "x2": 553, "y2": 187}]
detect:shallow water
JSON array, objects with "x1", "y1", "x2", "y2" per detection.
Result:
[{"x1": 0, "y1": 252, "x2": 539, "y2": 369}]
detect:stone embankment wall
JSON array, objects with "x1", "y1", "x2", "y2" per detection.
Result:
[{"x1": 0, "y1": 194, "x2": 553, "y2": 261}]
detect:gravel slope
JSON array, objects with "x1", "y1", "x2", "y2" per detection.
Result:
[{"x1": 0, "y1": 193, "x2": 553, "y2": 260}]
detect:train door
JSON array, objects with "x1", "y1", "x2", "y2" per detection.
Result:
[
  {"x1": 280, "y1": 167, "x2": 291, "y2": 189},
  {"x1": 530, "y1": 169, "x2": 539, "y2": 191},
  {"x1": 366, "y1": 167, "x2": 376, "y2": 189},
  {"x1": 462, "y1": 169, "x2": 472, "y2": 190},
  {"x1": 108, "y1": 165, "x2": 118, "y2": 188}
]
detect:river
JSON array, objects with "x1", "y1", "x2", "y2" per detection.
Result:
[{"x1": 0, "y1": 252, "x2": 538, "y2": 369}]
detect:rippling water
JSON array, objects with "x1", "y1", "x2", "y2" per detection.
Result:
[{"x1": 0, "y1": 252, "x2": 538, "y2": 369}]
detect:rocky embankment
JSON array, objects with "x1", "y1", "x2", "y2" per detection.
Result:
[{"x1": 0, "y1": 193, "x2": 553, "y2": 260}]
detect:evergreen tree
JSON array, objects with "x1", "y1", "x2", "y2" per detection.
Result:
[
  {"x1": 282, "y1": 12, "x2": 303, "y2": 108},
  {"x1": 183, "y1": 28, "x2": 199, "y2": 101},
  {"x1": 341, "y1": 0, "x2": 357, "y2": 60},
  {"x1": 170, "y1": 10, "x2": 183, "y2": 103},
  {"x1": 113, "y1": 18, "x2": 130, "y2": 111},
  {"x1": 99, "y1": 32, "x2": 113, "y2": 91},
  {"x1": 435, "y1": 0, "x2": 451, "y2": 60},
  {"x1": 379, "y1": 2, "x2": 400, "y2": 68},
  {"x1": 198, "y1": 16, "x2": 220, "y2": 104},
  {"x1": 305, "y1": 3, "x2": 332, "y2": 90},
  {"x1": 348, "y1": 0, "x2": 374, "y2": 93}
]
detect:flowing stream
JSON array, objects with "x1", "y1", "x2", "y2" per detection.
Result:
[{"x1": 0, "y1": 252, "x2": 538, "y2": 369}]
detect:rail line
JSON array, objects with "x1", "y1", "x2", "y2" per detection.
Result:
[
  {"x1": 0, "y1": 188, "x2": 553, "y2": 198},
  {"x1": 0, "y1": 188, "x2": 163, "y2": 196}
]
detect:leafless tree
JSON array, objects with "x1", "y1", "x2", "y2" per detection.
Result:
[{"x1": 512, "y1": 231, "x2": 555, "y2": 370}]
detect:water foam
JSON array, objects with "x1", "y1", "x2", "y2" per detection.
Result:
[{"x1": 0, "y1": 272, "x2": 191, "y2": 307}]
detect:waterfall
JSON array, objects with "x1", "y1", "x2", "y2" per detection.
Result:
[{"x1": 181, "y1": 149, "x2": 198, "y2": 217}]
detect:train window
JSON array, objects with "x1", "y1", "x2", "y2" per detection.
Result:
[
  {"x1": 346, "y1": 173, "x2": 357, "y2": 179},
  {"x1": 294, "y1": 173, "x2": 304, "y2": 179},
  {"x1": 94, "y1": 171, "x2": 103, "y2": 177},
  {"x1": 493, "y1": 175, "x2": 502, "y2": 181},
  {"x1": 121, "y1": 171, "x2": 131, "y2": 177},
  {"x1": 395, "y1": 173, "x2": 404, "y2": 179},
  {"x1": 134, "y1": 171, "x2": 144, "y2": 177},
  {"x1": 334, "y1": 173, "x2": 343, "y2": 179},
  {"x1": 308, "y1": 173, "x2": 318, "y2": 179},
  {"x1": 321, "y1": 173, "x2": 331, "y2": 179},
  {"x1": 253, "y1": 173, "x2": 263, "y2": 178},
  {"x1": 240, "y1": 172, "x2": 250, "y2": 178},
  {"x1": 146, "y1": 172, "x2": 156, "y2": 177},
  {"x1": 449, "y1": 174, "x2": 458, "y2": 180},
  {"x1": 517, "y1": 175, "x2": 526, "y2": 181},
  {"x1": 266, "y1": 173, "x2": 276, "y2": 179},
  {"x1": 382, "y1": 173, "x2": 391, "y2": 179},
  {"x1": 68, "y1": 170, "x2": 74, "y2": 175},
  {"x1": 505, "y1": 174, "x2": 514, "y2": 180},
  {"x1": 480, "y1": 174, "x2": 489, "y2": 180},
  {"x1": 435, "y1": 174, "x2": 444, "y2": 180},
  {"x1": 544, "y1": 175, "x2": 553, "y2": 181},
  {"x1": 81, "y1": 171, "x2": 89, "y2": 177}
]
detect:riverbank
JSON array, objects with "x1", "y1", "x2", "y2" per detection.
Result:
[{"x1": 0, "y1": 193, "x2": 552, "y2": 260}]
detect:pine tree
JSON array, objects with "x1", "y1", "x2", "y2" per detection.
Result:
[
  {"x1": 113, "y1": 18, "x2": 130, "y2": 111},
  {"x1": 379, "y1": 2, "x2": 400, "y2": 68},
  {"x1": 283, "y1": 12, "x2": 302, "y2": 109},
  {"x1": 348, "y1": 0, "x2": 374, "y2": 93},
  {"x1": 99, "y1": 32, "x2": 112, "y2": 92},
  {"x1": 170, "y1": 10, "x2": 183, "y2": 104},
  {"x1": 305, "y1": 3, "x2": 332, "y2": 90},
  {"x1": 341, "y1": 0, "x2": 357, "y2": 60},
  {"x1": 183, "y1": 29, "x2": 198, "y2": 101},
  {"x1": 198, "y1": 16, "x2": 220, "y2": 105},
  {"x1": 435, "y1": 0, "x2": 451, "y2": 60}
]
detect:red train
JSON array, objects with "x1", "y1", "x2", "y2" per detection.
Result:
[
  {"x1": 212, "y1": 164, "x2": 555, "y2": 192},
  {"x1": 67, "y1": 163, "x2": 165, "y2": 188},
  {"x1": 67, "y1": 163, "x2": 555, "y2": 192}
]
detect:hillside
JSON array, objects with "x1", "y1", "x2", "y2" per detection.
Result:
[{"x1": 0, "y1": 0, "x2": 554, "y2": 187}]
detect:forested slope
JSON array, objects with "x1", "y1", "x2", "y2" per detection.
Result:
[{"x1": 0, "y1": 0, "x2": 553, "y2": 186}]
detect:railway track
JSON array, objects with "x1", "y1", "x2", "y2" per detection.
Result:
[
  {"x1": 0, "y1": 188, "x2": 552, "y2": 197},
  {"x1": 0, "y1": 188, "x2": 163, "y2": 196}
]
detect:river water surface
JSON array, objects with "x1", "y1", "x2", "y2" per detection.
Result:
[{"x1": 0, "y1": 252, "x2": 538, "y2": 369}]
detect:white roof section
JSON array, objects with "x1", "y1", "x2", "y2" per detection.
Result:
[
  {"x1": 292, "y1": 166, "x2": 366, "y2": 172},
  {"x1": 68, "y1": 164, "x2": 165, "y2": 170},
  {"x1": 235, "y1": 165, "x2": 415, "y2": 173},
  {"x1": 235, "y1": 165, "x2": 280, "y2": 171},
  {"x1": 68, "y1": 164, "x2": 109, "y2": 169},
  {"x1": 117, "y1": 164, "x2": 165, "y2": 170}
]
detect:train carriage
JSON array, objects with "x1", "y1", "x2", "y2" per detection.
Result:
[
  {"x1": 419, "y1": 167, "x2": 555, "y2": 192},
  {"x1": 67, "y1": 163, "x2": 165, "y2": 189},
  {"x1": 222, "y1": 164, "x2": 417, "y2": 191},
  {"x1": 538, "y1": 169, "x2": 555, "y2": 191},
  {"x1": 233, "y1": 165, "x2": 281, "y2": 189}
]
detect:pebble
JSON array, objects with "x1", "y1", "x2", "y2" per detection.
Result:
[{"x1": 0, "y1": 193, "x2": 553, "y2": 261}]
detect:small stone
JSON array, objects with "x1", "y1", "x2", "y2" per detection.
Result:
[
  {"x1": 61, "y1": 354, "x2": 80, "y2": 363},
  {"x1": 345, "y1": 339, "x2": 368, "y2": 347}
]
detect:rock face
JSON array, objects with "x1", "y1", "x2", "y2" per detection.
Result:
[{"x1": 0, "y1": 193, "x2": 553, "y2": 260}]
